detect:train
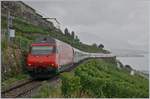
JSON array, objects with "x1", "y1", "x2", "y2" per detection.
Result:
[
  {"x1": 26, "y1": 37, "x2": 114, "y2": 78},
  {"x1": 26, "y1": 37, "x2": 87, "y2": 77}
]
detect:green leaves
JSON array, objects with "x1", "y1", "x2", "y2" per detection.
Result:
[
  {"x1": 73, "y1": 59, "x2": 149, "y2": 98},
  {"x1": 61, "y1": 72, "x2": 81, "y2": 98}
]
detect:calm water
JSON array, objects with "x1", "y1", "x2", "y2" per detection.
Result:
[{"x1": 117, "y1": 54, "x2": 149, "y2": 72}]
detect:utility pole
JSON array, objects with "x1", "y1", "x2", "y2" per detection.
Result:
[
  {"x1": 7, "y1": 11, "x2": 10, "y2": 42},
  {"x1": 7, "y1": 11, "x2": 15, "y2": 45}
]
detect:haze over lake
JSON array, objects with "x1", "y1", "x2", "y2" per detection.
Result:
[{"x1": 111, "y1": 49, "x2": 149, "y2": 72}]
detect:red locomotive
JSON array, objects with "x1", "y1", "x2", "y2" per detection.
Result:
[{"x1": 26, "y1": 37, "x2": 74, "y2": 77}]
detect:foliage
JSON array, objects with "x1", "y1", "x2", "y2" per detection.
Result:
[
  {"x1": 33, "y1": 81, "x2": 62, "y2": 98},
  {"x1": 1, "y1": 73, "x2": 28, "y2": 88},
  {"x1": 72, "y1": 59, "x2": 149, "y2": 98},
  {"x1": 33, "y1": 81, "x2": 52, "y2": 98},
  {"x1": 64, "y1": 28, "x2": 70, "y2": 36},
  {"x1": 61, "y1": 72, "x2": 81, "y2": 98},
  {"x1": 1, "y1": 16, "x2": 7, "y2": 29},
  {"x1": 27, "y1": 59, "x2": 149, "y2": 98},
  {"x1": 71, "y1": 31, "x2": 75, "y2": 39},
  {"x1": 98, "y1": 44, "x2": 104, "y2": 49},
  {"x1": 92, "y1": 43, "x2": 98, "y2": 48},
  {"x1": 1, "y1": 37, "x2": 8, "y2": 52},
  {"x1": 14, "y1": 36, "x2": 32, "y2": 52}
]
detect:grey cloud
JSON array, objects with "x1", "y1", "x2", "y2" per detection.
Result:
[{"x1": 24, "y1": 0, "x2": 149, "y2": 51}]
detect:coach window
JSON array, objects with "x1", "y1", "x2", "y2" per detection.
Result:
[{"x1": 56, "y1": 48, "x2": 59, "y2": 53}]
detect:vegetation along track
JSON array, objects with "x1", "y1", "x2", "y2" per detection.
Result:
[
  {"x1": 2, "y1": 78, "x2": 39, "y2": 98},
  {"x1": 1, "y1": 59, "x2": 88, "y2": 98},
  {"x1": 1, "y1": 75, "x2": 58, "y2": 98}
]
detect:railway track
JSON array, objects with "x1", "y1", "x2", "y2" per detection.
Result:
[
  {"x1": 1, "y1": 78, "x2": 39, "y2": 98},
  {"x1": 1, "y1": 76, "x2": 59, "y2": 98}
]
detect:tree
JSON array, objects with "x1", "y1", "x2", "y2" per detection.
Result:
[
  {"x1": 125, "y1": 65, "x2": 133, "y2": 72},
  {"x1": 98, "y1": 44, "x2": 104, "y2": 49},
  {"x1": 64, "y1": 28, "x2": 70, "y2": 36},
  {"x1": 71, "y1": 31, "x2": 75, "y2": 39},
  {"x1": 75, "y1": 35, "x2": 80, "y2": 42}
]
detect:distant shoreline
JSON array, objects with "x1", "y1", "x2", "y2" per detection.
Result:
[
  {"x1": 116, "y1": 54, "x2": 145, "y2": 57},
  {"x1": 116, "y1": 54, "x2": 148, "y2": 72}
]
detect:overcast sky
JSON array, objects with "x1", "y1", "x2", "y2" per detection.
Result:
[{"x1": 24, "y1": 0, "x2": 149, "y2": 51}]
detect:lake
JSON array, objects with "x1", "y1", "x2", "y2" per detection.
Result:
[
  {"x1": 117, "y1": 54, "x2": 148, "y2": 72},
  {"x1": 110, "y1": 49, "x2": 149, "y2": 72}
]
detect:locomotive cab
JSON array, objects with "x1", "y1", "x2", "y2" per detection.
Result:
[{"x1": 27, "y1": 43, "x2": 59, "y2": 75}]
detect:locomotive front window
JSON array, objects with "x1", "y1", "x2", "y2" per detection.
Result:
[{"x1": 31, "y1": 46, "x2": 54, "y2": 55}]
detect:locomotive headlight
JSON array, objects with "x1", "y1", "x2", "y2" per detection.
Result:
[
  {"x1": 28, "y1": 64, "x2": 31, "y2": 66},
  {"x1": 51, "y1": 64, "x2": 54, "y2": 66}
]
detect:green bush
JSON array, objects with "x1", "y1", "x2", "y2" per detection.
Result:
[
  {"x1": 33, "y1": 81, "x2": 51, "y2": 98},
  {"x1": 61, "y1": 72, "x2": 81, "y2": 97},
  {"x1": 14, "y1": 36, "x2": 32, "y2": 52},
  {"x1": 1, "y1": 38, "x2": 8, "y2": 52},
  {"x1": 73, "y1": 59, "x2": 149, "y2": 98}
]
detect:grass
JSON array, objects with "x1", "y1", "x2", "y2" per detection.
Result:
[
  {"x1": 32, "y1": 81, "x2": 62, "y2": 98},
  {"x1": 1, "y1": 73, "x2": 29, "y2": 88}
]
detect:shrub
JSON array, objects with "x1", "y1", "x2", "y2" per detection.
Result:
[
  {"x1": 61, "y1": 72, "x2": 81, "y2": 97},
  {"x1": 74, "y1": 59, "x2": 149, "y2": 98}
]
